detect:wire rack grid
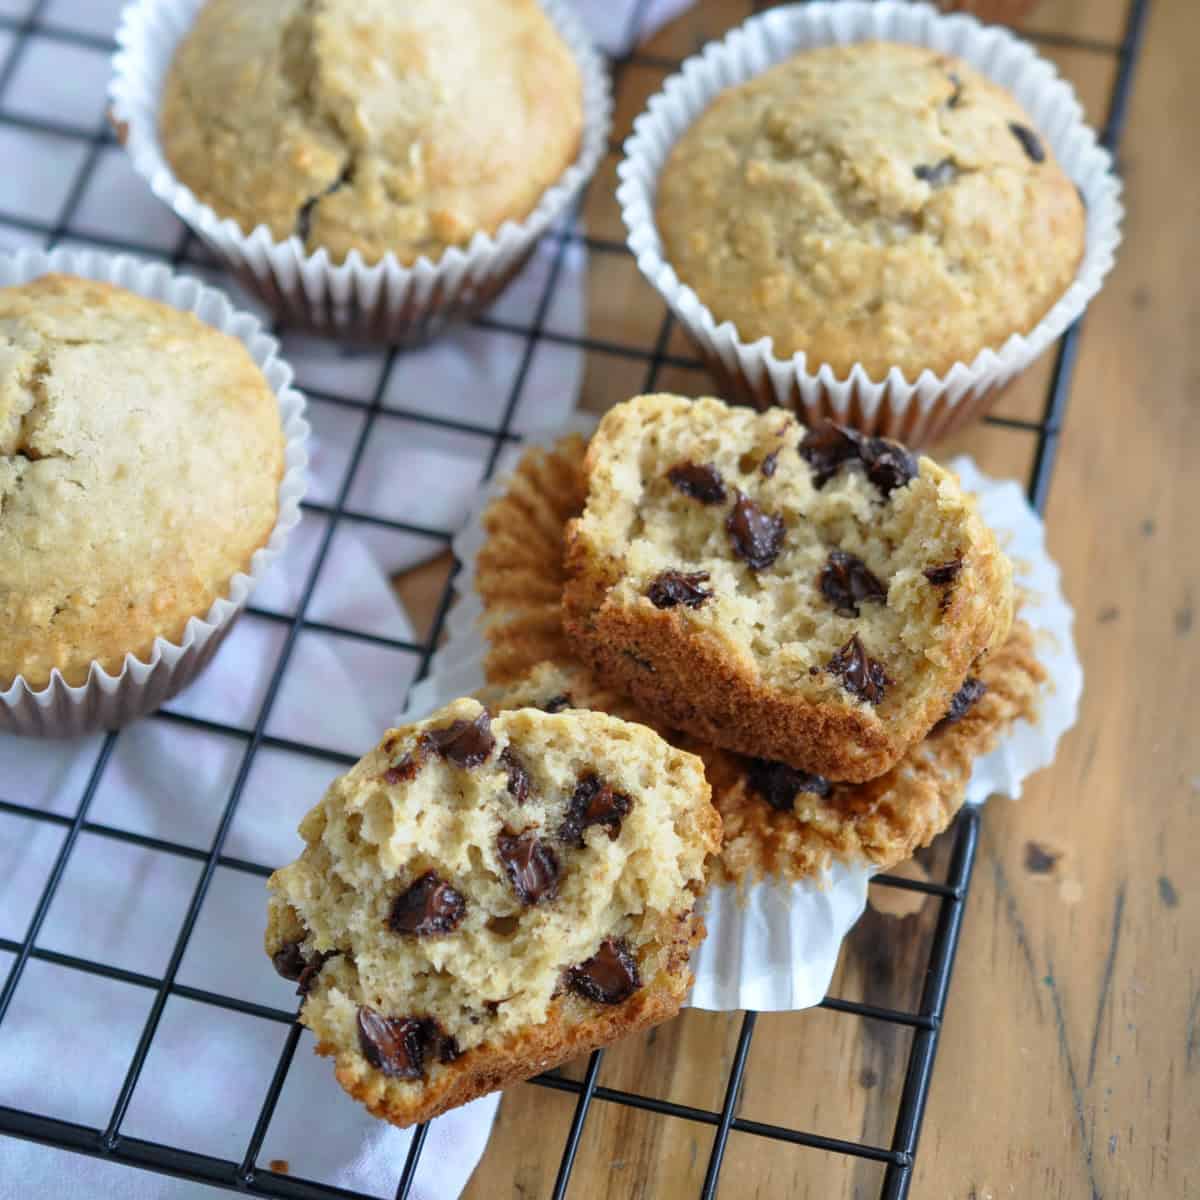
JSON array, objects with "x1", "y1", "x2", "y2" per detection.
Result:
[{"x1": 0, "y1": 0, "x2": 1149, "y2": 1197}]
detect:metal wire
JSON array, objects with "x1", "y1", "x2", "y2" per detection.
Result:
[{"x1": 0, "y1": 0, "x2": 1150, "y2": 1195}]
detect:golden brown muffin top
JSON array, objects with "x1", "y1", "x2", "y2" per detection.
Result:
[
  {"x1": 160, "y1": 0, "x2": 584, "y2": 265},
  {"x1": 0, "y1": 274, "x2": 284, "y2": 688},
  {"x1": 656, "y1": 42, "x2": 1085, "y2": 379}
]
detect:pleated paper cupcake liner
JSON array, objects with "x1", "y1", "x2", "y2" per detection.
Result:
[
  {"x1": 0, "y1": 248, "x2": 309, "y2": 737},
  {"x1": 617, "y1": 0, "x2": 1122, "y2": 444},
  {"x1": 110, "y1": 0, "x2": 612, "y2": 346},
  {"x1": 400, "y1": 421, "x2": 1081, "y2": 1011}
]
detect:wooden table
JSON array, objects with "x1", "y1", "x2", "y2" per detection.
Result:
[{"x1": 428, "y1": 2, "x2": 1198, "y2": 1194}]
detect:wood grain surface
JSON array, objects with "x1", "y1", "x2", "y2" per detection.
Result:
[{"x1": 410, "y1": 1, "x2": 1198, "y2": 1195}]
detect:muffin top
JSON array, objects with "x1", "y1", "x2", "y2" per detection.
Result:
[
  {"x1": 160, "y1": 0, "x2": 584, "y2": 266},
  {"x1": 0, "y1": 274, "x2": 284, "y2": 689},
  {"x1": 656, "y1": 42, "x2": 1085, "y2": 379}
]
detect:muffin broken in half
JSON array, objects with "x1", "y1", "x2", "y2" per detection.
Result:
[{"x1": 266, "y1": 699, "x2": 719, "y2": 1127}]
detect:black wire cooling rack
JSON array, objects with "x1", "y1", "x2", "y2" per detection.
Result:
[{"x1": 0, "y1": 0, "x2": 1150, "y2": 1196}]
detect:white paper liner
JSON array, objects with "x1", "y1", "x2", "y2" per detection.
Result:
[
  {"x1": 110, "y1": 0, "x2": 613, "y2": 345},
  {"x1": 617, "y1": 1, "x2": 1123, "y2": 443},
  {"x1": 399, "y1": 422, "x2": 1080, "y2": 1010},
  {"x1": 0, "y1": 248, "x2": 309, "y2": 737}
]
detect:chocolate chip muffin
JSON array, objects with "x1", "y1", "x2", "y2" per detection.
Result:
[
  {"x1": 266, "y1": 700, "x2": 719, "y2": 1128},
  {"x1": 160, "y1": 0, "x2": 584, "y2": 265},
  {"x1": 0, "y1": 273, "x2": 284, "y2": 689},
  {"x1": 474, "y1": 436, "x2": 1043, "y2": 884},
  {"x1": 655, "y1": 42, "x2": 1084, "y2": 379},
  {"x1": 562, "y1": 395, "x2": 1014, "y2": 782}
]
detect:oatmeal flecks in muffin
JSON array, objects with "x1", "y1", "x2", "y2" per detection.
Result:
[
  {"x1": 656, "y1": 42, "x2": 1085, "y2": 378},
  {"x1": 160, "y1": 0, "x2": 584, "y2": 265},
  {"x1": 0, "y1": 273, "x2": 283, "y2": 690},
  {"x1": 562, "y1": 394, "x2": 1014, "y2": 781},
  {"x1": 266, "y1": 699, "x2": 719, "y2": 1127}
]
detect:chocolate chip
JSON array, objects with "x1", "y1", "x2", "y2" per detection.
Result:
[
  {"x1": 388, "y1": 872, "x2": 466, "y2": 937},
  {"x1": 914, "y1": 159, "x2": 957, "y2": 187},
  {"x1": 947, "y1": 71, "x2": 963, "y2": 108},
  {"x1": 800, "y1": 420, "x2": 863, "y2": 489},
  {"x1": 667, "y1": 461, "x2": 727, "y2": 504},
  {"x1": 761, "y1": 450, "x2": 779, "y2": 478},
  {"x1": 859, "y1": 437, "x2": 918, "y2": 498},
  {"x1": 500, "y1": 746, "x2": 531, "y2": 804},
  {"x1": 271, "y1": 941, "x2": 307, "y2": 982},
  {"x1": 647, "y1": 570, "x2": 713, "y2": 610},
  {"x1": 566, "y1": 938, "x2": 641, "y2": 1005},
  {"x1": 357, "y1": 1007, "x2": 426, "y2": 1079},
  {"x1": 383, "y1": 750, "x2": 423, "y2": 785},
  {"x1": 426, "y1": 710, "x2": 495, "y2": 768},
  {"x1": 931, "y1": 676, "x2": 986, "y2": 733},
  {"x1": 560, "y1": 774, "x2": 632, "y2": 847},
  {"x1": 827, "y1": 635, "x2": 889, "y2": 705},
  {"x1": 355, "y1": 1010, "x2": 458, "y2": 1078},
  {"x1": 272, "y1": 941, "x2": 331, "y2": 995},
  {"x1": 820, "y1": 550, "x2": 887, "y2": 617},
  {"x1": 745, "y1": 758, "x2": 831, "y2": 812},
  {"x1": 924, "y1": 556, "x2": 964, "y2": 586},
  {"x1": 799, "y1": 420, "x2": 917, "y2": 498},
  {"x1": 497, "y1": 830, "x2": 560, "y2": 905},
  {"x1": 542, "y1": 695, "x2": 572, "y2": 713},
  {"x1": 1009, "y1": 121, "x2": 1045, "y2": 164},
  {"x1": 726, "y1": 492, "x2": 785, "y2": 570}
]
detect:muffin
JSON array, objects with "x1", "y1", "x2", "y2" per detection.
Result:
[
  {"x1": 267, "y1": 699, "x2": 720, "y2": 1127},
  {"x1": 160, "y1": 0, "x2": 584, "y2": 266},
  {"x1": 0, "y1": 273, "x2": 284, "y2": 690},
  {"x1": 655, "y1": 41, "x2": 1084, "y2": 380},
  {"x1": 561, "y1": 395, "x2": 1014, "y2": 782}
]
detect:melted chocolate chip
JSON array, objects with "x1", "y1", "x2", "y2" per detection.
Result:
[
  {"x1": 497, "y1": 830, "x2": 560, "y2": 905},
  {"x1": 932, "y1": 676, "x2": 987, "y2": 734},
  {"x1": 799, "y1": 420, "x2": 917, "y2": 498},
  {"x1": 667, "y1": 461, "x2": 727, "y2": 504},
  {"x1": 271, "y1": 942, "x2": 307, "y2": 982},
  {"x1": 826, "y1": 635, "x2": 890, "y2": 705},
  {"x1": 914, "y1": 158, "x2": 957, "y2": 187},
  {"x1": 500, "y1": 746, "x2": 531, "y2": 804},
  {"x1": 745, "y1": 758, "x2": 832, "y2": 812},
  {"x1": 924, "y1": 556, "x2": 964, "y2": 586},
  {"x1": 820, "y1": 550, "x2": 887, "y2": 618},
  {"x1": 356, "y1": 1010, "x2": 459, "y2": 1079},
  {"x1": 566, "y1": 938, "x2": 641, "y2": 1005},
  {"x1": 357, "y1": 1008, "x2": 426, "y2": 1079},
  {"x1": 1009, "y1": 121, "x2": 1045, "y2": 164},
  {"x1": 426, "y1": 710, "x2": 495, "y2": 768},
  {"x1": 799, "y1": 420, "x2": 863, "y2": 488},
  {"x1": 726, "y1": 492, "x2": 785, "y2": 570},
  {"x1": 761, "y1": 450, "x2": 779, "y2": 478},
  {"x1": 859, "y1": 438, "x2": 918, "y2": 498},
  {"x1": 383, "y1": 750, "x2": 423, "y2": 785},
  {"x1": 560, "y1": 774, "x2": 632, "y2": 847},
  {"x1": 647, "y1": 570, "x2": 713, "y2": 610},
  {"x1": 272, "y1": 941, "x2": 331, "y2": 996},
  {"x1": 388, "y1": 872, "x2": 466, "y2": 937},
  {"x1": 542, "y1": 694, "x2": 572, "y2": 714}
]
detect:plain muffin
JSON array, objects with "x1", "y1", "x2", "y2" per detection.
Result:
[
  {"x1": 0, "y1": 274, "x2": 283, "y2": 688},
  {"x1": 160, "y1": 0, "x2": 584, "y2": 265},
  {"x1": 655, "y1": 42, "x2": 1085, "y2": 379}
]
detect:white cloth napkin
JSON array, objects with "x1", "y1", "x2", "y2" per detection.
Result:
[{"x1": 0, "y1": 2, "x2": 693, "y2": 1194}]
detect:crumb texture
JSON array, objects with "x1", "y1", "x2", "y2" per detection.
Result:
[
  {"x1": 657, "y1": 42, "x2": 1085, "y2": 378},
  {"x1": 563, "y1": 394, "x2": 1014, "y2": 780},
  {"x1": 266, "y1": 701, "x2": 718, "y2": 1125},
  {"x1": 0, "y1": 273, "x2": 283, "y2": 688},
  {"x1": 161, "y1": 0, "x2": 583, "y2": 265}
]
